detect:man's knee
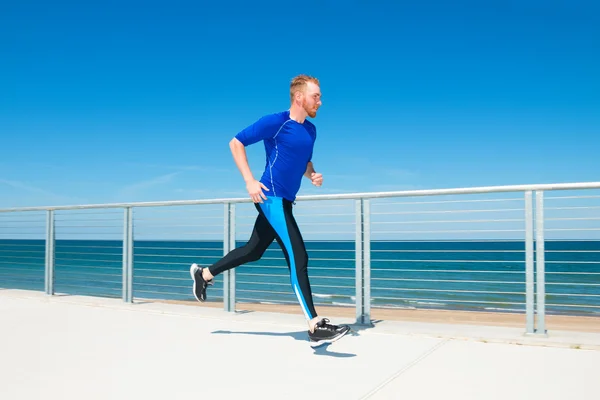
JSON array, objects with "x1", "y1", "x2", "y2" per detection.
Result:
[
  {"x1": 295, "y1": 249, "x2": 309, "y2": 271},
  {"x1": 241, "y1": 243, "x2": 267, "y2": 263}
]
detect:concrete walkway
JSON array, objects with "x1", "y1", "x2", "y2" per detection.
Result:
[{"x1": 1, "y1": 289, "x2": 598, "y2": 400}]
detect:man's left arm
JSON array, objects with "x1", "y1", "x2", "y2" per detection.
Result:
[
  {"x1": 304, "y1": 161, "x2": 315, "y2": 178},
  {"x1": 304, "y1": 162, "x2": 323, "y2": 186}
]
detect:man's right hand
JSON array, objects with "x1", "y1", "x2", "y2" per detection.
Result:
[{"x1": 246, "y1": 179, "x2": 269, "y2": 203}]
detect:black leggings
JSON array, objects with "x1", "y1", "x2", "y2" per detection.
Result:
[{"x1": 208, "y1": 196, "x2": 318, "y2": 320}]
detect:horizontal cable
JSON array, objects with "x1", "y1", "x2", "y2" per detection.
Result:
[
  {"x1": 371, "y1": 249, "x2": 524, "y2": 253},
  {"x1": 371, "y1": 258, "x2": 524, "y2": 263},
  {"x1": 0, "y1": 262, "x2": 44, "y2": 268},
  {"x1": 371, "y1": 268, "x2": 524, "y2": 274},
  {"x1": 56, "y1": 244, "x2": 122, "y2": 250},
  {"x1": 545, "y1": 228, "x2": 600, "y2": 232},
  {"x1": 134, "y1": 216, "x2": 223, "y2": 221},
  {"x1": 55, "y1": 210, "x2": 123, "y2": 216},
  {"x1": 544, "y1": 303, "x2": 600, "y2": 309},
  {"x1": 545, "y1": 217, "x2": 600, "y2": 221},
  {"x1": 0, "y1": 255, "x2": 44, "y2": 260},
  {"x1": 372, "y1": 218, "x2": 523, "y2": 225},
  {"x1": 134, "y1": 246, "x2": 223, "y2": 251},
  {"x1": 133, "y1": 282, "x2": 188, "y2": 289},
  {"x1": 134, "y1": 268, "x2": 192, "y2": 273},
  {"x1": 236, "y1": 280, "x2": 353, "y2": 290},
  {"x1": 545, "y1": 250, "x2": 600, "y2": 253},
  {"x1": 269, "y1": 211, "x2": 356, "y2": 218},
  {"x1": 0, "y1": 243, "x2": 45, "y2": 248},
  {"x1": 371, "y1": 229, "x2": 525, "y2": 234},
  {"x1": 545, "y1": 261, "x2": 600, "y2": 264},
  {"x1": 547, "y1": 272, "x2": 600, "y2": 275},
  {"x1": 236, "y1": 297, "x2": 296, "y2": 303},
  {"x1": 53, "y1": 283, "x2": 119, "y2": 291},
  {"x1": 0, "y1": 271, "x2": 41, "y2": 277},
  {"x1": 134, "y1": 260, "x2": 215, "y2": 266},
  {"x1": 54, "y1": 264, "x2": 121, "y2": 271},
  {"x1": 237, "y1": 272, "x2": 354, "y2": 280},
  {"x1": 545, "y1": 194, "x2": 600, "y2": 200},
  {"x1": 237, "y1": 231, "x2": 354, "y2": 235},
  {"x1": 371, "y1": 286, "x2": 524, "y2": 295},
  {"x1": 134, "y1": 289, "x2": 215, "y2": 297},
  {"x1": 128, "y1": 253, "x2": 218, "y2": 259},
  {"x1": 372, "y1": 208, "x2": 523, "y2": 216},
  {"x1": 545, "y1": 205, "x2": 600, "y2": 210},
  {"x1": 237, "y1": 288, "x2": 293, "y2": 295},
  {"x1": 372, "y1": 277, "x2": 522, "y2": 284},
  {"x1": 236, "y1": 222, "x2": 355, "y2": 228},
  {"x1": 52, "y1": 256, "x2": 121, "y2": 263},
  {"x1": 134, "y1": 232, "x2": 223, "y2": 236},
  {"x1": 0, "y1": 249, "x2": 47, "y2": 254},
  {"x1": 0, "y1": 218, "x2": 45, "y2": 222},
  {"x1": 0, "y1": 232, "x2": 45, "y2": 235},
  {"x1": 136, "y1": 275, "x2": 188, "y2": 282},
  {"x1": 239, "y1": 264, "x2": 355, "y2": 271},
  {"x1": 372, "y1": 198, "x2": 523, "y2": 207},
  {"x1": 546, "y1": 282, "x2": 599, "y2": 286},
  {"x1": 55, "y1": 251, "x2": 122, "y2": 257},
  {"x1": 58, "y1": 270, "x2": 121, "y2": 278},
  {"x1": 546, "y1": 293, "x2": 600, "y2": 297},
  {"x1": 0, "y1": 225, "x2": 46, "y2": 229},
  {"x1": 54, "y1": 232, "x2": 121, "y2": 235},
  {"x1": 372, "y1": 296, "x2": 524, "y2": 306},
  {"x1": 288, "y1": 203, "x2": 354, "y2": 210},
  {"x1": 55, "y1": 277, "x2": 120, "y2": 285},
  {"x1": 134, "y1": 223, "x2": 225, "y2": 228},
  {"x1": 304, "y1": 248, "x2": 355, "y2": 253},
  {"x1": 237, "y1": 212, "x2": 354, "y2": 219},
  {"x1": 55, "y1": 219, "x2": 121, "y2": 224}
]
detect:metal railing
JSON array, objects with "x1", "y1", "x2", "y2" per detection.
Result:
[{"x1": 1, "y1": 181, "x2": 600, "y2": 335}]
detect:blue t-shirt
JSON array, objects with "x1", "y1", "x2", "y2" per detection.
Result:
[{"x1": 235, "y1": 110, "x2": 316, "y2": 202}]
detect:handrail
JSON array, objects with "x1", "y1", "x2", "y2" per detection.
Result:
[
  {"x1": 1, "y1": 180, "x2": 599, "y2": 335},
  {"x1": 2, "y1": 181, "x2": 600, "y2": 212}
]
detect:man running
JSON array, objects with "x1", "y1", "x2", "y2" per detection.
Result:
[{"x1": 190, "y1": 74, "x2": 350, "y2": 346}]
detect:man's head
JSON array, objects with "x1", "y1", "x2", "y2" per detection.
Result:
[{"x1": 290, "y1": 74, "x2": 322, "y2": 118}]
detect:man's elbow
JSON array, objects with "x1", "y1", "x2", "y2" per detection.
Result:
[{"x1": 229, "y1": 137, "x2": 243, "y2": 150}]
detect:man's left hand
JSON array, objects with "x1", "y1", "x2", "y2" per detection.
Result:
[{"x1": 311, "y1": 172, "x2": 323, "y2": 187}]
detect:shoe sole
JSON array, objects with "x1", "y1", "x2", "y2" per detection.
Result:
[
  {"x1": 189, "y1": 263, "x2": 203, "y2": 302},
  {"x1": 309, "y1": 326, "x2": 351, "y2": 348}
]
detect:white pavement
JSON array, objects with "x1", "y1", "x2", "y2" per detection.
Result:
[{"x1": 1, "y1": 289, "x2": 599, "y2": 400}]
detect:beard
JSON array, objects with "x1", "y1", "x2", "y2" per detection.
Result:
[{"x1": 303, "y1": 100, "x2": 318, "y2": 118}]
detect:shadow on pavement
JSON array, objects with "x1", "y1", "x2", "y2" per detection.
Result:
[{"x1": 211, "y1": 319, "x2": 382, "y2": 359}]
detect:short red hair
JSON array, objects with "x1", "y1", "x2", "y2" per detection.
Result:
[{"x1": 290, "y1": 74, "x2": 320, "y2": 102}]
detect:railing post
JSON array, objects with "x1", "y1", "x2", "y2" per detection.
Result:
[
  {"x1": 355, "y1": 200, "x2": 363, "y2": 324},
  {"x1": 122, "y1": 207, "x2": 133, "y2": 303},
  {"x1": 355, "y1": 198, "x2": 372, "y2": 325},
  {"x1": 223, "y1": 203, "x2": 236, "y2": 312},
  {"x1": 127, "y1": 207, "x2": 134, "y2": 303},
  {"x1": 45, "y1": 210, "x2": 55, "y2": 295},
  {"x1": 535, "y1": 190, "x2": 547, "y2": 335},
  {"x1": 363, "y1": 199, "x2": 371, "y2": 324},
  {"x1": 524, "y1": 191, "x2": 535, "y2": 334},
  {"x1": 229, "y1": 203, "x2": 236, "y2": 311}
]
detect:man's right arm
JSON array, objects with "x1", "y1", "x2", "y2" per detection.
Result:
[
  {"x1": 229, "y1": 114, "x2": 281, "y2": 202},
  {"x1": 229, "y1": 137, "x2": 256, "y2": 183}
]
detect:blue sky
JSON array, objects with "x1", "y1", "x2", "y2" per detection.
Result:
[{"x1": 1, "y1": 0, "x2": 599, "y2": 208}]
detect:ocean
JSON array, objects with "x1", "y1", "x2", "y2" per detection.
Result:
[{"x1": 0, "y1": 239, "x2": 598, "y2": 316}]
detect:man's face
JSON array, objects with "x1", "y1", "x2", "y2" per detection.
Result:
[{"x1": 302, "y1": 82, "x2": 322, "y2": 118}]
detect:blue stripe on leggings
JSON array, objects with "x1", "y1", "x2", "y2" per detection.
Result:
[{"x1": 259, "y1": 197, "x2": 312, "y2": 320}]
